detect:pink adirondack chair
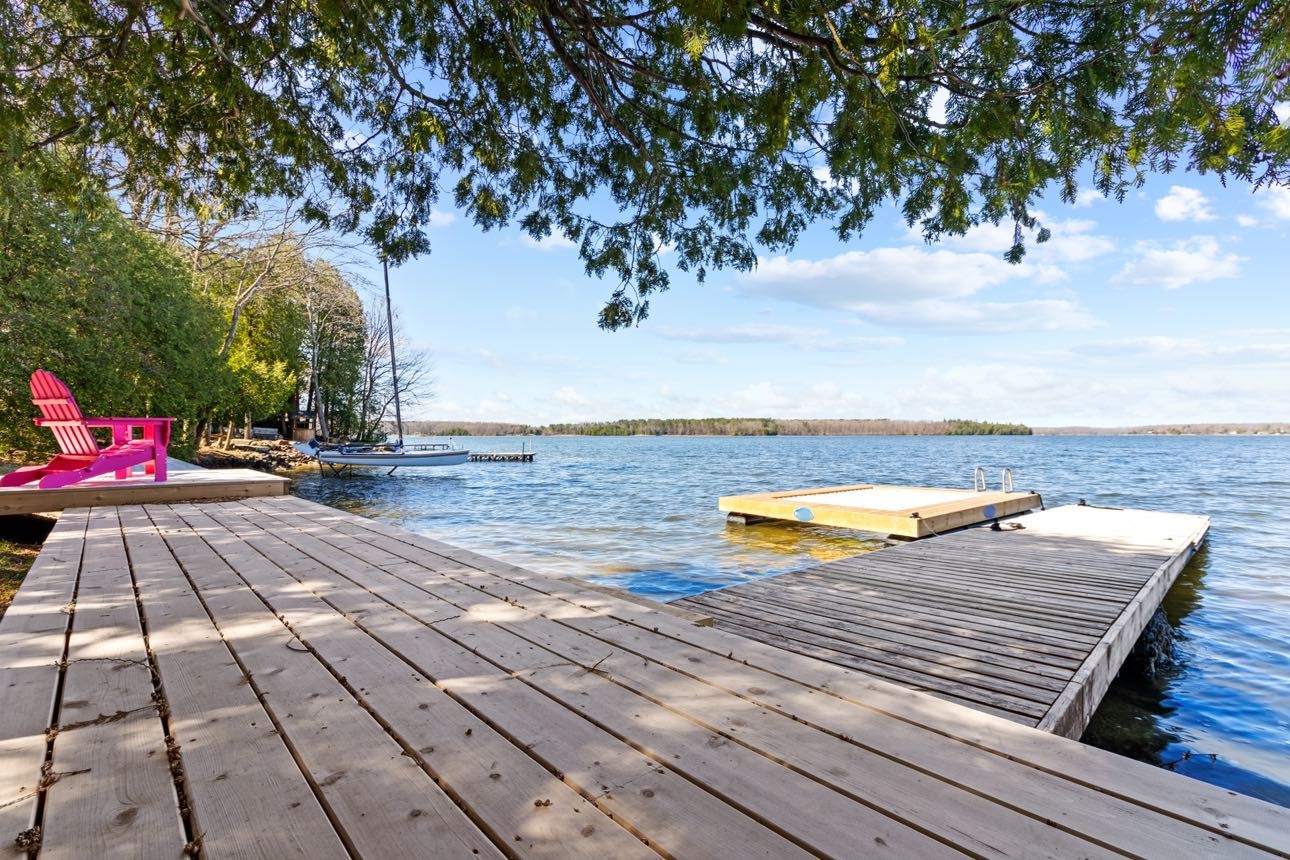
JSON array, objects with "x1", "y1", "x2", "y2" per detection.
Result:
[{"x1": 0, "y1": 369, "x2": 174, "y2": 490}]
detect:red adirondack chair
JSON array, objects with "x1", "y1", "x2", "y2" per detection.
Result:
[{"x1": 0, "y1": 369, "x2": 174, "y2": 490}]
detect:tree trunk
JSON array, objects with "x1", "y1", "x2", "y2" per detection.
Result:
[{"x1": 314, "y1": 370, "x2": 329, "y2": 441}]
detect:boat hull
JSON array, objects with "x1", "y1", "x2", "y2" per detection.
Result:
[{"x1": 317, "y1": 449, "x2": 470, "y2": 467}]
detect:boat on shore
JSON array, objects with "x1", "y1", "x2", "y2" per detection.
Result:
[
  {"x1": 295, "y1": 258, "x2": 469, "y2": 474},
  {"x1": 294, "y1": 440, "x2": 469, "y2": 470}
]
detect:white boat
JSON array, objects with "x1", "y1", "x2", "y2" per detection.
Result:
[
  {"x1": 295, "y1": 440, "x2": 469, "y2": 470},
  {"x1": 297, "y1": 259, "x2": 469, "y2": 475}
]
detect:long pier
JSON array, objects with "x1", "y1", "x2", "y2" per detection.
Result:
[
  {"x1": 677, "y1": 504, "x2": 1209, "y2": 737},
  {"x1": 468, "y1": 451, "x2": 536, "y2": 462},
  {"x1": 2, "y1": 496, "x2": 1285, "y2": 857}
]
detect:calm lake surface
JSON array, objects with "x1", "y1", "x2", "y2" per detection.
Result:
[{"x1": 290, "y1": 434, "x2": 1290, "y2": 806}]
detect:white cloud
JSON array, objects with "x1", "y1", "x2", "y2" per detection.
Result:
[
  {"x1": 1236, "y1": 215, "x2": 1259, "y2": 228},
  {"x1": 716, "y1": 381, "x2": 876, "y2": 418},
  {"x1": 552, "y1": 386, "x2": 589, "y2": 406},
  {"x1": 747, "y1": 247, "x2": 1030, "y2": 308},
  {"x1": 428, "y1": 209, "x2": 456, "y2": 227},
  {"x1": 740, "y1": 226, "x2": 1104, "y2": 333},
  {"x1": 927, "y1": 216, "x2": 1115, "y2": 264},
  {"x1": 1073, "y1": 189, "x2": 1103, "y2": 209},
  {"x1": 1111, "y1": 236, "x2": 1242, "y2": 289},
  {"x1": 1275, "y1": 102, "x2": 1290, "y2": 125},
  {"x1": 1154, "y1": 186, "x2": 1216, "y2": 222},
  {"x1": 850, "y1": 299, "x2": 1097, "y2": 333},
  {"x1": 1077, "y1": 336, "x2": 1290, "y2": 361},
  {"x1": 671, "y1": 347, "x2": 730, "y2": 366},
  {"x1": 1256, "y1": 185, "x2": 1290, "y2": 220},
  {"x1": 656, "y1": 323, "x2": 903, "y2": 351},
  {"x1": 522, "y1": 232, "x2": 576, "y2": 251},
  {"x1": 928, "y1": 87, "x2": 950, "y2": 125}
]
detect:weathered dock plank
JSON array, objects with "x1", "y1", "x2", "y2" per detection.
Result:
[
  {"x1": 2, "y1": 497, "x2": 1286, "y2": 858},
  {"x1": 0, "y1": 508, "x2": 87, "y2": 856},
  {"x1": 677, "y1": 504, "x2": 1210, "y2": 738}
]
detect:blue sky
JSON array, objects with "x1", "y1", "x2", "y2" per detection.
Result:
[{"x1": 356, "y1": 170, "x2": 1290, "y2": 427}]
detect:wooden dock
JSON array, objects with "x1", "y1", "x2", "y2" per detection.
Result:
[
  {"x1": 0, "y1": 459, "x2": 287, "y2": 515},
  {"x1": 677, "y1": 504, "x2": 1209, "y2": 737},
  {"x1": 468, "y1": 451, "x2": 536, "y2": 462},
  {"x1": 3, "y1": 496, "x2": 1286, "y2": 857},
  {"x1": 720, "y1": 483, "x2": 1042, "y2": 538}
]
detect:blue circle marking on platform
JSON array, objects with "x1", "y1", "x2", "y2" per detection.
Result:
[
  {"x1": 794, "y1": 507, "x2": 814, "y2": 522},
  {"x1": 983, "y1": 504, "x2": 997, "y2": 519}
]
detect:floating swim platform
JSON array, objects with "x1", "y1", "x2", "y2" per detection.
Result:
[
  {"x1": 720, "y1": 482, "x2": 1042, "y2": 538},
  {"x1": 681, "y1": 503, "x2": 1209, "y2": 736}
]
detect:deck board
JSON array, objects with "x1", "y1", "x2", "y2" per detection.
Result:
[
  {"x1": 0, "y1": 461, "x2": 286, "y2": 516},
  {"x1": 41, "y1": 507, "x2": 184, "y2": 859},
  {"x1": 0, "y1": 508, "x2": 87, "y2": 855},
  {"x1": 677, "y1": 505, "x2": 1210, "y2": 737},
  {"x1": 117, "y1": 506, "x2": 348, "y2": 860},
  {"x1": 1, "y1": 497, "x2": 1286, "y2": 857}
]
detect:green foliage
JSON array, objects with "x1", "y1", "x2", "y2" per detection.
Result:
[
  {"x1": 944, "y1": 419, "x2": 1033, "y2": 436},
  {"x1": 0, "y1": 161, "x2": 226, "y2": 457},
  {"x1": 3, "y1": 2, "x2": 1286, "y2": 326},
  {"x1": 0, "y1": 161, "x2": 375, "y2": 460}
]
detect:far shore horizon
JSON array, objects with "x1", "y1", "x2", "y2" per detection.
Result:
[{"x1": 391, "y1": 418, "x2": 1290, "y2": 438}]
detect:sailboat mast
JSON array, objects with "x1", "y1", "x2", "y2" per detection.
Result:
[{"x1": 382, "y1": 257, "x2": 405, "y2": 447}]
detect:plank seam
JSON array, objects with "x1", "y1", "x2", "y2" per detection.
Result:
[
  {"x1": 118, "y1": 506, "x2": 203, "y2": 856},
  {"x1": 139, "y1": 505, "x2": 364, "y2": 860},
  {"x1": 172, "y1": 502, "x2": 635, "y2": 860},
  {"x1": 21, "y1": 509, "x2": 89, "y2": 857},
  {"x1": 260, "y1": 501, "x2": 1141, "y2": 858},
  {"x1": 217, "y1": 500, "x2": 899, "y2": 860},
  {"x1": 297, "y1": 501, "x2": 1280, "y2": 855}
]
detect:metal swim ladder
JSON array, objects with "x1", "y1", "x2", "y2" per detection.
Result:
[{"x1": 974, "y1": 466, "x2": 1016, "y2": 493}]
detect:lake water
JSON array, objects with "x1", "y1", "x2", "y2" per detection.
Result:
[{"x1": 289, "y1": 434, "x2": 1290, "y2": 806}]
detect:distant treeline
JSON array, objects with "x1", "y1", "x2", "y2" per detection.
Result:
[
  {"x1": 403, "y1": 418, "x2": 1033, "y2": 437},
  {"x1": 1035, "y1": 423, "x2": 1289, "y2": 436}
]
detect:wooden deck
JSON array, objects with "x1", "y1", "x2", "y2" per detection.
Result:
[
  {"x1": 719, "y1": 483, "x2": 1042, "y2": 538},
  {"x1": 677, "y1": 505, "x2": 1209, "y2": 737},
  {"x1": 0, "y1": 460, "x2": 286, "y2": 515},
  {"x1": 2, "y1": 497, "x2": 1286, "y2": 857}
]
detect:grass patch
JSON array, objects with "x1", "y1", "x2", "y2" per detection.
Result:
[{"x1": 0, "y1": 515, "x2": 55, "y2": 618}]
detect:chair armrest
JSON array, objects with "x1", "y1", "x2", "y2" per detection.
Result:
[{"x1": 83, "y1": 418, "x2": 176, "y2": 427}]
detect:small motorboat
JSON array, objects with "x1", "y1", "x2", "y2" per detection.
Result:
[{"x1": 294, "y1": 439, "x2": 469, "y2": 473}]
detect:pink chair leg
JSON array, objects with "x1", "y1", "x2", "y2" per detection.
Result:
[
  {"x1": 144, "y1": 425, "x2": 155, "y2": 476},
  {"x1": 154, "y1": 442, "x2": 167, "y2": 482},
  {"x1": 114, "y1": 425, "x2": 131, "y2": 479}
]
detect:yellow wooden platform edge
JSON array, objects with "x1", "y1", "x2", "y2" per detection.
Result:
[{"x1": 719, "y1": 483, "x2": 1042, "y2": 538}]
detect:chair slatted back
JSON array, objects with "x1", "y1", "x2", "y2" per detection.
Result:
[{"x1": 29, "y1": 370, "x2": 100, "y2": 456}]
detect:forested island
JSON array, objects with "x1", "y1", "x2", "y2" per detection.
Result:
[{"x1": 407, "y1": 418, "x2": 1033, "y2": 437}]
